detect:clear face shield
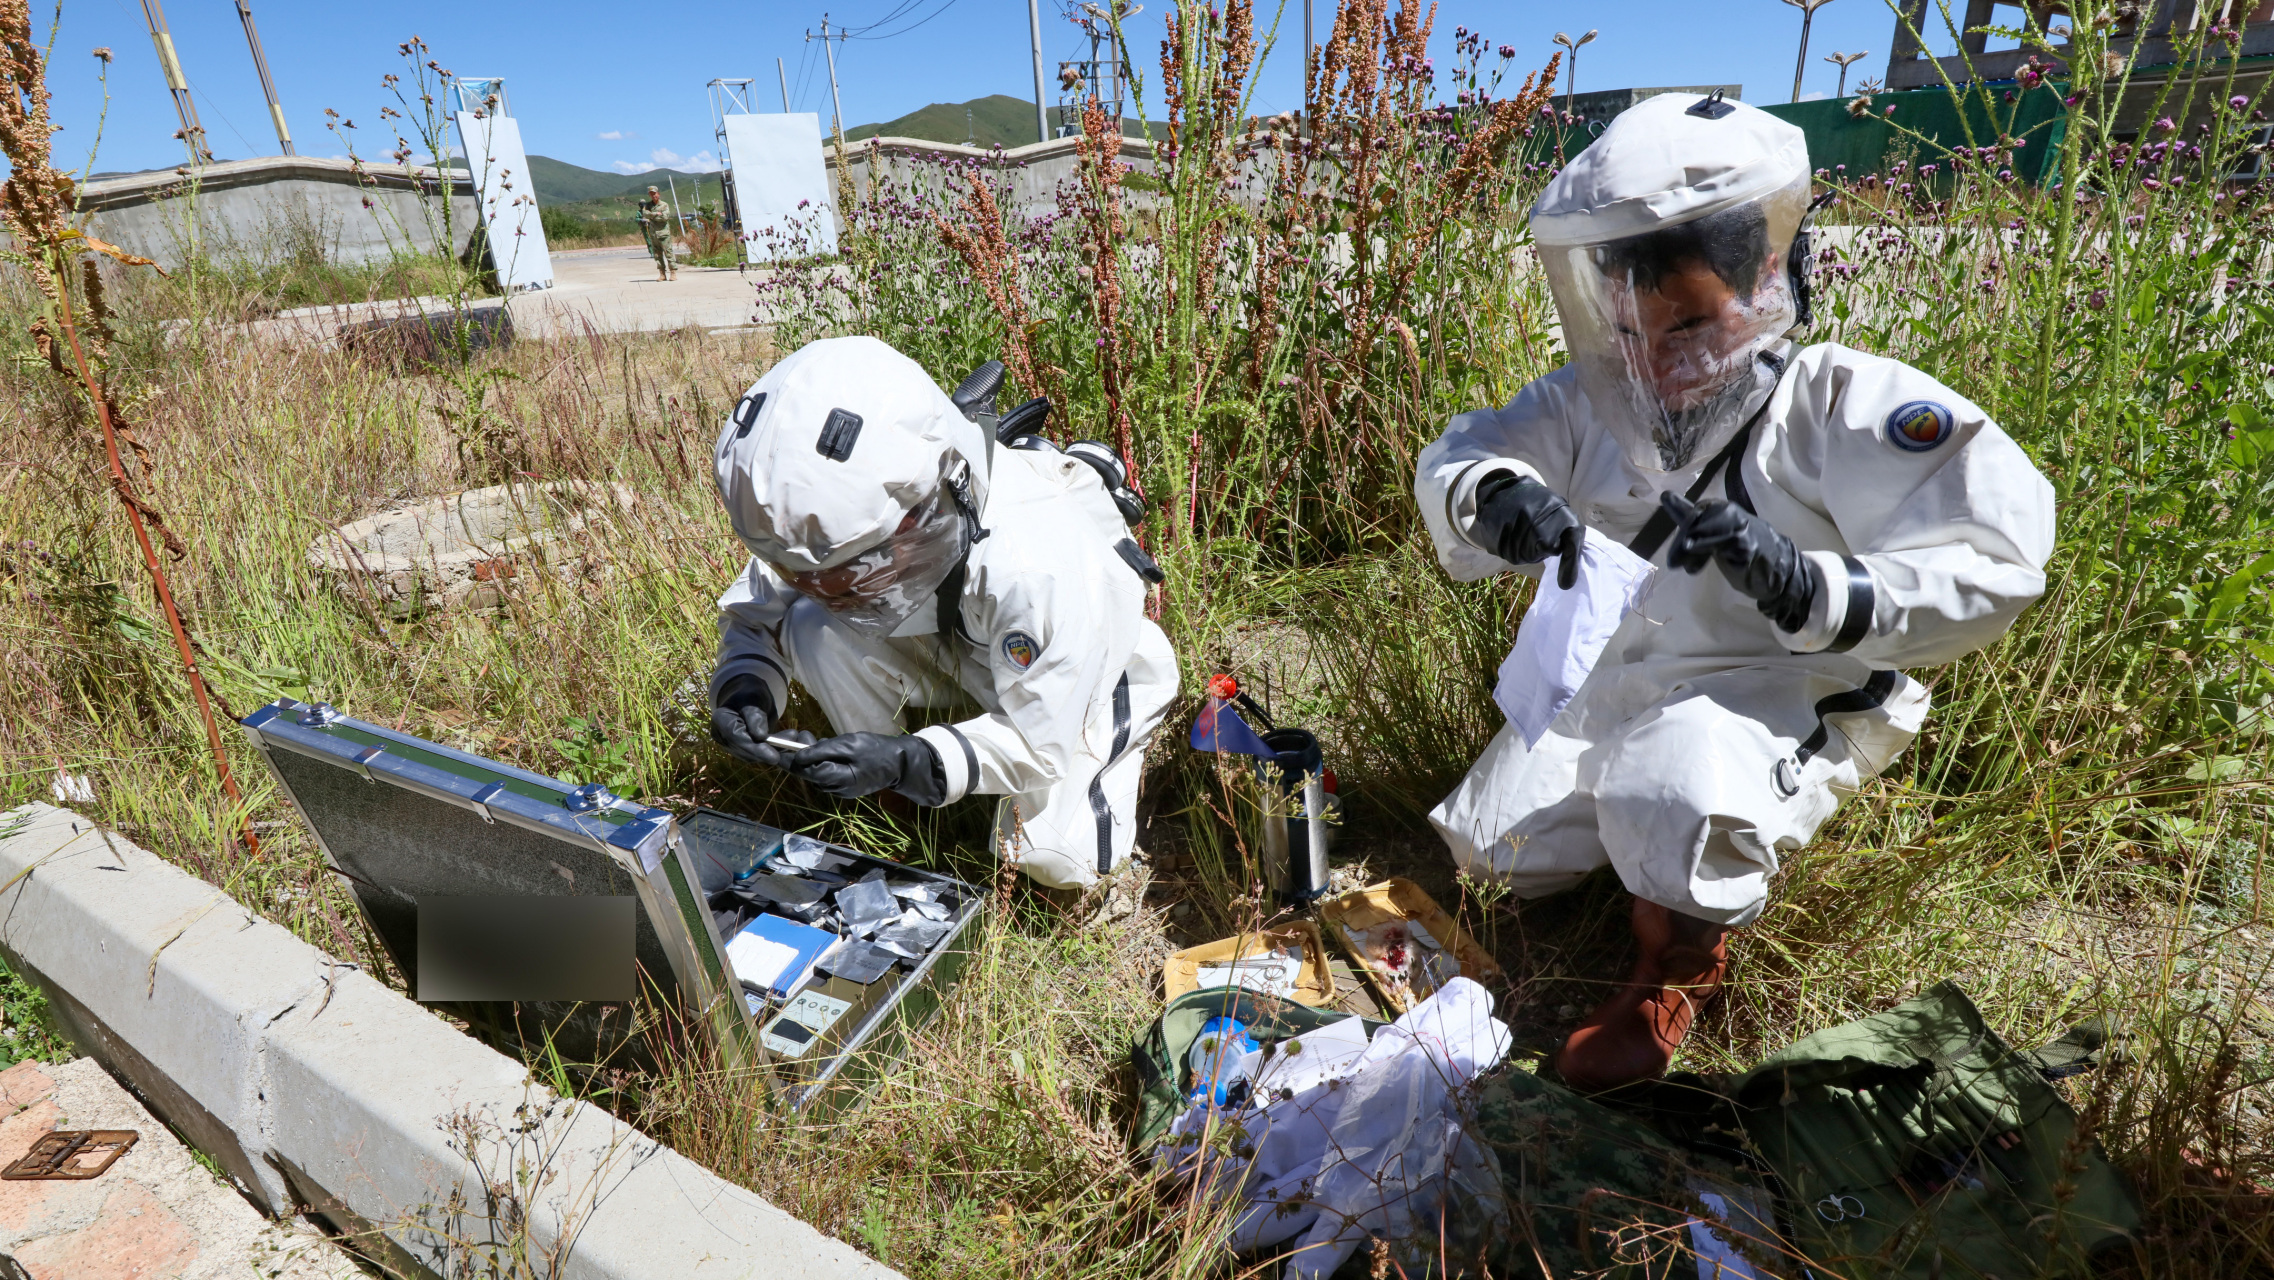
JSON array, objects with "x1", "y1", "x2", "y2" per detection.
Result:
[
  {"x1": 769, "y1": 484, "x2": 970, "y2": 639},
  {"x1": 1541, "y1": 176, "x2": 1809, "y2": 473}
]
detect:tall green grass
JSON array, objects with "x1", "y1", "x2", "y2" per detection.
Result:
[{"x1": 2, "y1": 0, "x2": 2271, "y2": 1274}]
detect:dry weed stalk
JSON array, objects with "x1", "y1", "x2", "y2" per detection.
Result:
[
  {"x1": 0, "y1": 0, "x2": 258, "y2": 856},
  {"x1": 934, "y1": 172, "x2": 1052, "y2": 401},
  {"x1": 1074, "y1": 95, "x2": 1140, "y2": 488}
]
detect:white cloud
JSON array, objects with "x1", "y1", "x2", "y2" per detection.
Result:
[
  {"x1": 1799, "y1": 90, "x2": 1829, "y2": 102},
  {"x1": 596, "y1": 129, "x2": 635, "y2": 141},
  {"x1": 609, "y1": 147, "x2": 722, "y2": 175}
]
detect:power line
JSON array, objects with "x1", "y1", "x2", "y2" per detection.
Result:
[
  {"x1": 789, "y1": 39, "x2": 820, "y2": 112},
  {"x1": 843, "y1": 0, "x2": 967, "y2": 40}
]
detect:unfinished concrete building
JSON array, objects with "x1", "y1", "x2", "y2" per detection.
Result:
[{"x1": 1886, "y1": 0, "x2": 2274, "y2": 163}]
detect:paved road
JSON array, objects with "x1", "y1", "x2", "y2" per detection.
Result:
[
  {"x1": 247, "y1": 245, "x2": 775, "y2": 348},
  {"x1": 520, "y1": 246, "x2": 765, "y2": 336}
]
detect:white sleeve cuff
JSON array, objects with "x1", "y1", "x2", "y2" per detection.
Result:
[
  {"x1": 914, "y1": 724, "x2": 978, "y2": 804},
  {"x1": 1449, "y1": 457, "x2": 1546, "y2": 553},
  {"x1": 1777, "y1": 550, "x2": 1876, "y2": 654}
]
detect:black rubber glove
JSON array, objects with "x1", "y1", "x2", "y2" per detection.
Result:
[
  {"x1": 786, "y1": 733, "x2": 948, "y2": 806},
  {"x1": 1474, "y1": 471, "x2": 1583, "y2": 587},
  {"x1": 1659, "y1": 492, "x2": 1817, "y2": 633},
  {"x1": 710, "y1": 674, "x2": 798, "y2": 769}
]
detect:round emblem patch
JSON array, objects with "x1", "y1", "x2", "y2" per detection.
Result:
[
  {"x1": 1000, "y1": 630, "x2": 1040, "y2": 670},
  {"x1": 1884, "y1": 400, "x2": 1954, "y2": 452}
]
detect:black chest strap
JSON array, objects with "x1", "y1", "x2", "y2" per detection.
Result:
[
  {"x1": 934, "y1": 557, "x2": 978, "y2": 645},
  {"x1": 1627, "y1": 402, "x2": 1769, "y2": 562}
]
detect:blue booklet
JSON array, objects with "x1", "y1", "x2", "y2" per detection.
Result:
[{"x1": 724, "y1": 913, "x2": 837, "y2": 998}]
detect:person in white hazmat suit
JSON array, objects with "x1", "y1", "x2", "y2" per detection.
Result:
[
  {"x1": 1415, "y1": 92, "x2": 2055, "y2": 1092},
  {"x1": 706, "y1": 337, "x2": 1178, "y2": 889}
]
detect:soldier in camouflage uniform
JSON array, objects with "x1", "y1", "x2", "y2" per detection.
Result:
[{"x1": 638, "y1": 185, "x2": 676, "y2": 281}]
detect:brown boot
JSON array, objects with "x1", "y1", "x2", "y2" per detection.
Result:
[{"x1": 1553, "y1": 897, "x2": 1730, "y2": 1093}]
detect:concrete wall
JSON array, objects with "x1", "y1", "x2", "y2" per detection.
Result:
[
  {"x1": 76, "y1": 155, "x2": 479, "y2": 272},
  {"x1": 823, "y1": 133, "x2": 1161, "y2": 226},
  {"x1": 0, "y1": 803, "x2": 899, "y2": 1280}
]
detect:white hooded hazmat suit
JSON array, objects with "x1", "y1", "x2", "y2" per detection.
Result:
[
  {"x1": 1418, "y1": 94, "x2": 2056, "y2": 925},
  {"x1": 710, "y1": 337, "x2": 1178, "y2": 888}
]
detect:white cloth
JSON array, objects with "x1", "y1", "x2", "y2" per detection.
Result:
[
  {"x1": 1492, "y1": 532, "x2": 1657, "y2": 748},
  {"x1": 1417, "y1": 342, "x2": 2054, "y2": 924},
  {"x1": 1159, "y1": 978, "x2": 1513, "y2": 1280},
  {"x1": 713, "y1": 435, "x2": 1177, "y2": 889}
]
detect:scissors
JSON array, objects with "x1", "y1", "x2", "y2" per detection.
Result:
[{"x1": 1815, "y1": 1194, "x2": 1867, "y2": 1223}]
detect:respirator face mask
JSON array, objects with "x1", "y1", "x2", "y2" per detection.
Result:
[
  {"x1": 1540, "y1": 175, "x2": 1809, "y2": 473},
  {"x1": 773, "y1": 486, "x2": 968, "y2": 638}
]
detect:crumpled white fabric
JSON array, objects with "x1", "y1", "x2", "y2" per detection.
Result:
[
  {"x1": 1493, "y1": 532, "x2": 1657, "y2": 747},
  {"x1": 1157, "y1": 978, "x2": 1514, "y2": 1279}
]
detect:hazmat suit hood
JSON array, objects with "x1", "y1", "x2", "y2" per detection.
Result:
[
  {"x1": 1532, "y1": 92, "x2": 1812, "y2": 472},
  {"x1": 713, "y1": 336, "x2": 992, "y2": 635}
]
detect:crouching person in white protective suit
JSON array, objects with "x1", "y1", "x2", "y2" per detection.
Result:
[
  {"x1": 705, "y1": 336, "x2": 1177, "y2": 889},
  {"x1": 1416, "y1": 93, "x2": 2055, "y2": 1092}
]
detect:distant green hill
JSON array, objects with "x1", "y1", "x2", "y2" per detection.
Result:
[
  {"x1": 845, "y1": 93, "x2": 1148, "y2": 146},
  {"x1": 846, "y1": 94, "x2": 1043, "y2": 147},
  {"x1": 525, "y1": 94, "x2": 1147, "y2": 210},
  {"x1": 527, "y1": 156, "x2": 724, "y2": 209}
]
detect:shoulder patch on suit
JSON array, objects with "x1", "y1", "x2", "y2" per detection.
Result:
[
  {"x1": 1000, "y1": 630, "x2": 1040, "y2": 670},
  {"x1": 1884, "y1": 400, "x2": 1954, "y2": 452}
]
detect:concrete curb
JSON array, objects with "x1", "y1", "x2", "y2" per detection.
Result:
[{"x1": 0, "y1": 803, "x2": 902, "y2": 1280}]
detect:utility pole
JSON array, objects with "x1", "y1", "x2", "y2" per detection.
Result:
[
  {"x1": 138, "y1": 0, "x2": 209, "y2": 163},
  {"x1": 777, "y1": 57, "x2": 791, "y2": 112},
  {"x1": 1303, "y1": 0, "x2": 1312, "y2": 103},
  {"x1": 807, "y1": 17, "x2": 855, "y2": 221},
  {"x1": 1028, "y1": 0, "x2": 1048, "y2": 142},
  {"x1": 810, "y1": 16, "x2": 846, "y2": 141},
  {"x1": 233, "y1": 1, "x2": 292, "y2": 155},
  {"x1": 1784, "y1": 0, "x2": 1837, "y2": 102}
]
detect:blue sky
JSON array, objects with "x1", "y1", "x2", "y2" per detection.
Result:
[{"x1": 40, "y1": 1, "x2": 1916, "y2": 179}]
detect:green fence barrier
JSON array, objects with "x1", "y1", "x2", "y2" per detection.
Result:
[
  {"x1": 1761, "y1": 84, "x2": 2070, "y2": 181},
  {"x1": 1526, "y1": 84, "x2": 2072, "y2": 184}
]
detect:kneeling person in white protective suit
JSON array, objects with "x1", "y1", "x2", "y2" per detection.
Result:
[
  {"x1": 1415, "y1": 93, "x2": 2055, "y2": 1092},
  {"x1": 706, "y1": 337, "x2": 1177, "y2": 889}
]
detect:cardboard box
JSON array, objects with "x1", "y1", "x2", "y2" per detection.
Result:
[
  {"x1": 1317, "y1": 877, "x2": 1504, "y2": 1014},
  {"x1": 1161, "y1": 923, "x2": 1336, "y2": 1006}
]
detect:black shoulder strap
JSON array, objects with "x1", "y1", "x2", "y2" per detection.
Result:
[{"x1": 934, "y1": 558, "x2": 977, "y2": 645}]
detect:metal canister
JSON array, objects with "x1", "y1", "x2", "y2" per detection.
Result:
[{"x1": 1256, "y1": 727, "x2": 1332, "y2": 905}]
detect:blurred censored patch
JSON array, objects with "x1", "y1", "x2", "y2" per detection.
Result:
[
  {"x1": 416, "y1": 895, "x2": 636, "y2": 1002},
  {"x1": 1884, "y1": 399, "x2": 1954, "y2": 451}
]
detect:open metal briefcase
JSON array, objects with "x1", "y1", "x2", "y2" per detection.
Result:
[{"x1": 240, "y1": 698, "x2": 980, "y2": 1110}]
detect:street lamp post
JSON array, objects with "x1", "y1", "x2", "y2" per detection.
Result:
[
  {"x1": 1824, "y1": 49, "x2": 1868, "y2": 98},
  {"x1": 1784, "y1": 0, "x2": 1836, "y2": 103},
  {"x1": 1551, "y1": 29, "x2": 1597, "y2": 118}
]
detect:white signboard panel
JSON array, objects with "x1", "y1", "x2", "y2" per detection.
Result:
[
  {"x1": 454, "y1": 112, "x2": 554, "y2": 290},
  {"x1": 722, "y1": 113, "x2": 837, "y2": 260}
]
